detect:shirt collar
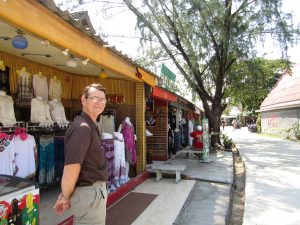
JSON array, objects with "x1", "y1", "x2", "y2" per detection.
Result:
[{"x1": 80, "y1": 112, "x2": 97, "y2": 130}]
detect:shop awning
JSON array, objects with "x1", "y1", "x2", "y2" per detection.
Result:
[{"x1": 152, "y1": 87, "x2": 177, "y2": 102}]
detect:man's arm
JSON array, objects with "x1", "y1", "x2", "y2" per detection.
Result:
[
  {"x1": 53, "y1": 163, "x2": 80, "y2": 215},
  {"x1": 61, "y1": 163, "x2": 81, "y2": 200}
]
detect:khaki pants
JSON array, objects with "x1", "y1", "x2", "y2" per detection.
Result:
[{"x1": 70, "y1": 182, "x2": 107, "y2": 225}]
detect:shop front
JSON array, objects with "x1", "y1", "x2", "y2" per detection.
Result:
[{"x1": 0, "y1": 0, "x2": 157, "y2": 224}]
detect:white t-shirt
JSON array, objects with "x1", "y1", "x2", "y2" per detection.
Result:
[
  {"x1": 49, "y1": 78, "x2": 62, "y2": 101},
  {"x1": 14, "y1": 135, "x2": 36, "y2": 178},
  {"x1": 0, "y1": 92, "x2": 16, "y2": 126},
  {"x1": 31, "y1": 97, "x2": 54, "y2": 126},
  {"x1": 33, "y1": 74, "x2": 48, "y2": 101},
  {"x1": 48, "y1": 99, "x2": 68, "y2": 125},
  {"x1": 0, "y1": 136, "x2": 16, "y2": 176},
  {"x1": 102, "y1": 115, "x2": 115, "y2": 134}
]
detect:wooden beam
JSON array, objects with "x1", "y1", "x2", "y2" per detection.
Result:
[{"x1": 0, "y1": 0, "x2": 156, "y2": 86}]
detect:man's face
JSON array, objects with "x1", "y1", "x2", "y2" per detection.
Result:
[{"x1": 81, "y1": 87, "x2": 106, "y2": 120}]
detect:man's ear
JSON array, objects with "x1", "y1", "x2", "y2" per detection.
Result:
[{"x1": 81, "y1": 95, "x2": 86, "y2": 104}]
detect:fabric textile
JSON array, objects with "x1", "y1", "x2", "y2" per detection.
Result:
[
  {"x1": 39, "y1": 136, "x2": 55, "y2": 185},
  {"x1": 65, "y1": 112, "x2": 108, "y2": 186},
  {"x1": 49, "y1": 78, "x2": 62, "y2": 101},
  {"x1": 14, "y1": 134, "x2": 36, "y2": 178},
  {"x1": 32, "y1": 74, "x2": 48, "y2": 100},
  {"x1": 120, "y1": 121, "x2": 136, "y2": 165},
  {"x1": 190, "y1": 130, "x2": 204, "y2": 149},
  {"x1": 0, "y1": 135, "x2": 16, "y2": 175},
  {"x1": 71, "y1": 181, "x2": 107, "y2": 225},
  {"x1": 0, "y1": 92, "x2": 16, "y2": 126},
  {"x1": 15, "y1": 70, "x2": 33, "y2": 108},
  {"x1": 102, "y1": 137, "x2": 115, "y2": 186},
  {"x1": 102, "y1": 115, "x2": 115, "y2": 134},
  {"x1": 112, "y1": 132, "x2": 126, "y2": 180},
  {"x1": 54, "y1": 136, "x2": 65, "y2": 180}
]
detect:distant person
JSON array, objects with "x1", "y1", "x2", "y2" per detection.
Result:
[
  {"x1": 232, "y1": 119, "x2": 237, "y2": 131},
  {"x1": 221, "y1": 119, "x2": 225, "y2": 130}
]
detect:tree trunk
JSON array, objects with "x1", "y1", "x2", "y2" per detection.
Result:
[{"x1": 205, "y1": 103, "x2": 222, "y2": 148}]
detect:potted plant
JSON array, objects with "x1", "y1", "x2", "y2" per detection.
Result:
[{"x1": 221, "y1": 134, "x2": 235, "y2": 151}]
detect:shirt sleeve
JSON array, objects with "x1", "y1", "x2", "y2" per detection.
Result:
[{"x1": 64, "y1": 123, "x2": 92, "y2": 165}]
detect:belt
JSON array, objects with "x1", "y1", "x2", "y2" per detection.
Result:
[{"x1": 76, "y1": 180, "x2": 106, "y2": 187}]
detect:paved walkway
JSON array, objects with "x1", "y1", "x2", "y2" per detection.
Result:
[
  {"x1": 224, "y1": 127, "x2": 300, "y2": 225},
  {"x1": 132, "y1": 151, "x2": 233, "y2": 225}
]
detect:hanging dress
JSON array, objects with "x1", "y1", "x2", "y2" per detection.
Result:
[{"x1": 120, "y1": 121, "x2": 136, "y2": 165}]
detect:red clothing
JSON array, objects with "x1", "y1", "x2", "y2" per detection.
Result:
[{"x1": 190, "y1": 131, "x2": 203, "y2": 149}]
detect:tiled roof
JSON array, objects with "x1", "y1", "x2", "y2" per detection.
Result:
[{"x1": 259, "y1": 63, "x2": 300, "y2": 111}]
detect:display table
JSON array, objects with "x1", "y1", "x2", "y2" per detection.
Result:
[{"x1": 0, "y1": 175, "x2": 40, "y2": 225}]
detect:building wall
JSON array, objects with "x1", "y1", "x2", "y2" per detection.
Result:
[
  {"x1": 146, "y1": 100, "x2": 169, "y2": 161},
  {"x1": 261, "y1": 107, "x2": 300, "y2": 136}
]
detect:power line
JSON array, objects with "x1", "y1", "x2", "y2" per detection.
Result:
[{"x1": 103, "y1": 34, "x2": 159, "y2": 42}]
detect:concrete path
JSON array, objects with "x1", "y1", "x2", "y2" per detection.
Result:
[
  {"x1": 139, "y1": 151, "x2": 233, "y2": 225},
  {"x1": 224, "y1": 127, "x2": 300, "y2": 225}
]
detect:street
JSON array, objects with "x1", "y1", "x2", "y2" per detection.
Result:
[{"x1": 224, "y1": 127, "x2": 300, "y2": 225}]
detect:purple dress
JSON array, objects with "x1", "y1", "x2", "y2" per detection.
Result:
[
  {"x1": 120, "y1": 121, "x2": 136, "y2": 165},
  {"x1": 102, "y1": 138, "x2": 115, "y2": 185}
]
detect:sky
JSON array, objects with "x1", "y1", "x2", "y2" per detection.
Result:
[{"x1": 55, "y1": 0, "x2": 300, "y2": 64}]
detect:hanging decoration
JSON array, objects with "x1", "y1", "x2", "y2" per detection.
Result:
[
  {"x1": 0, "y1": 60, "x2": 5, "y2": 71},
  {"x1": 11, "y1": 30, "x2": 28, "y2": 49},
  {"x1": 99, "y1": 69, "x2": 108, "y2": 79},
  {"x1": 66, "y1": 56, "x2": 77, "y2": 68}
]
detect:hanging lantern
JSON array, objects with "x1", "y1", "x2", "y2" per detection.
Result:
[
  {"x1": 99, "y1": 69, "x2": 108, "y2": 79},
  {"x1": 11, "y1": 30, "x2": 28, "y2": 49},
  {"x1": 66, "y1": 57, "x2": 77, "y2": 68},
  {"x1": 0, "y1": 60, "x2": 5, "y2": 71}
]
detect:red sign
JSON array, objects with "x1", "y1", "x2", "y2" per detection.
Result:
[
  {"x1": 106, "y1": 94, "x2": 125, "y2": 104},
  {"x1": 267, "y1": 115, "x2": 278, "y2": 128}
]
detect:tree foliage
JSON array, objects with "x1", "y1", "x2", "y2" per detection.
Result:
[
  {"x1": 226, "y1": 58, "x2": 289, "y2": 115},
  {"x1": 58, "y1": 0, "x2": 299, "y2": 145},
  {"x1": 122, "y1": 0, "x2": 299, "y2": 145}
]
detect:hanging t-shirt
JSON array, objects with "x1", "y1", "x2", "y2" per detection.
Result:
[
  {"x1": 15, "y1": 70, "x2": 34, "y2": 108},
  {"x1": 0, "y1": 92, "x2": 16, "y2": 126},
  {"x1": 0, "y1": 135, "x2": 16, "y2": 176},
  {"x1": 49, "y1": 78, "x2": 62, "y2": 101},
  {"x1": 14, "y1": 134, "x2": 36, "y2": 178},
  {"x1": 190, "y1": 130, "x2": 203, "y2": 149},
  {"x1": 48, "y1": 99, "x2": 68, "y2": 125},
  {"x1": 102, "y1": 115, "x2": 115, "y2": 134},
  {"x1": 32, "y1": 74, "x2": 48, "y2": 101}
]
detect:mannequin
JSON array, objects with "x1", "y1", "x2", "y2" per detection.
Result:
[
  {"x1": 15, "y1": 67, "x2": 33, "y2": 108},
  {"x1": 30, "y1": 96, "x2": 54, "y2": 127},
  {"x1": 190, "y1": 125, "x2": 203, "y2": 149},
  {"x1": 118, "y1": 117, "x2": 136, "y2": 182},
  {"x1": 188, "y1": 119, "x2": 194, "y2": 146},
  {"x1": 49, "y1": 76, "x2": 62, "y2": 101},
  {"x1": 0, "y1": 90, "x2": 16, "y2": 126},
  {"x1": 32, "y1": 72, "x2": 48, "y2": 100},
  {"x1": 112, "y1": 131, "x2": 126, "y2": 187},
  {"x1": 48, "y1": 98, "x2": 69, "y2": 127}
]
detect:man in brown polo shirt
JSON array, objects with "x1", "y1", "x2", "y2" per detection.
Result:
[{"x1": 54, "y1": 83, "x2": 108, "y2": 225}]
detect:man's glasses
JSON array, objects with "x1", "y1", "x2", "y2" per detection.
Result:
[{"x1": 87, "y1": 96, "x2": 107, "y2": 104}]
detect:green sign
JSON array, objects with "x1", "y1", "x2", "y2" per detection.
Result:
[{"x1": 161, "y1": 64, "x2": 176, "y2": 81}]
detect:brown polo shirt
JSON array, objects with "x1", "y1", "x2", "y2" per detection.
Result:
[{"x1": 64, "y1": 112, "x2": 108, "y2": 186}]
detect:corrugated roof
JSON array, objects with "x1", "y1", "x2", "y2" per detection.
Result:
[
  {"x1": 37, "y1": 0, "x2": 157, "y2": 78},
  {"x1": 259, "y1": 63, "x2": 300, "y2": 111}
]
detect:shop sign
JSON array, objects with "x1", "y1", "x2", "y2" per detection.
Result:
[
  {"x1": 106, "y1": 94, "x2": 125, "y2": 104},
  {"x1": 160, "y1": 64, "x2": 178, "y2": 92}
]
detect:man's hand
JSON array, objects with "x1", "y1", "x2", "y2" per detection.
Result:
[{"x1": 53, "y1": 193, "x2": 71, "y2": 215}]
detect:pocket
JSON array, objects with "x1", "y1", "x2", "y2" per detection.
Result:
[{"x1": 70, "y1": 187, "x2": 95, "y2": 218}]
